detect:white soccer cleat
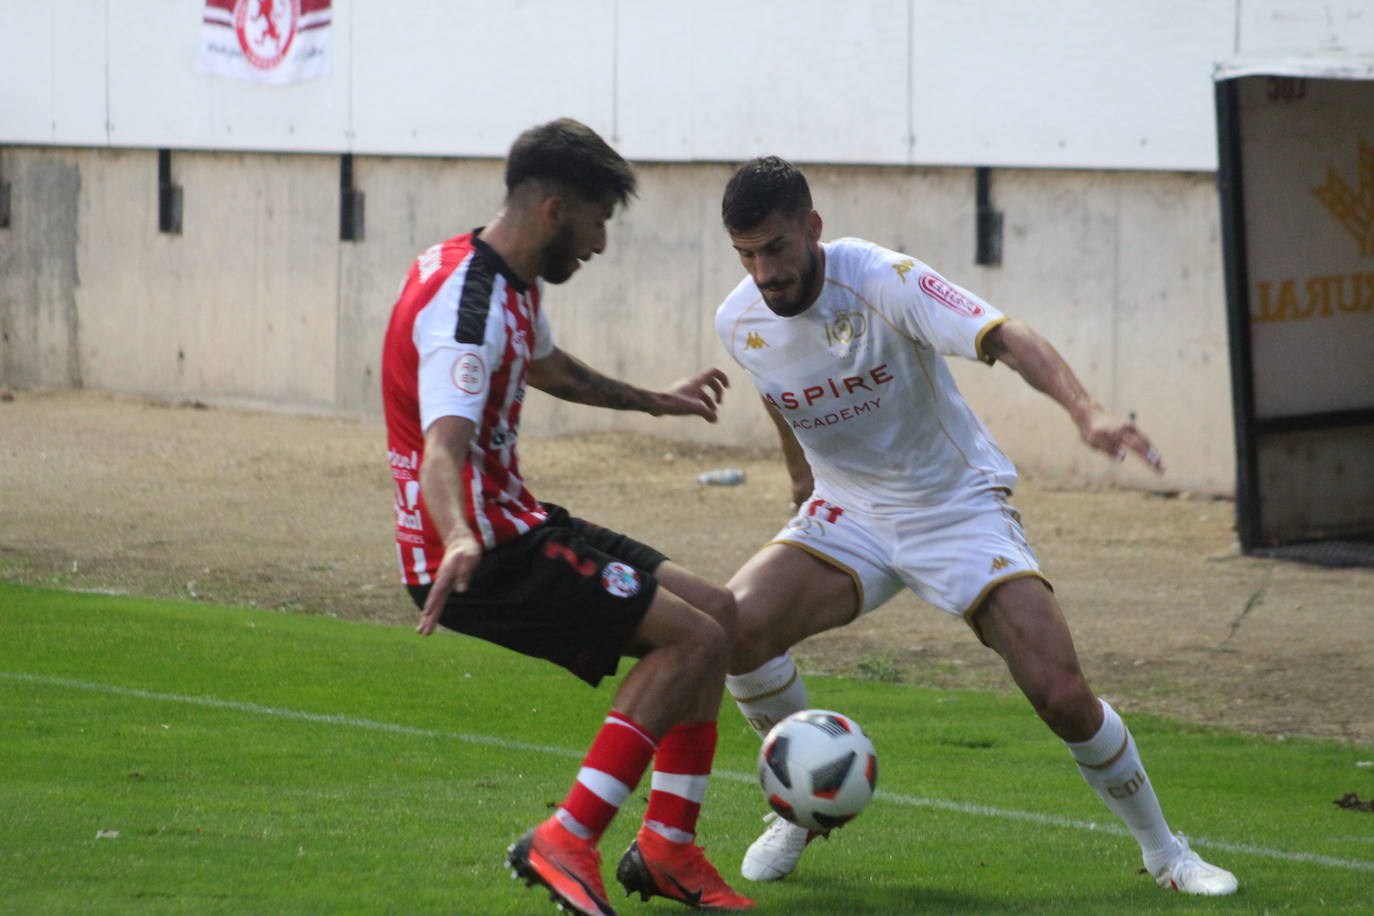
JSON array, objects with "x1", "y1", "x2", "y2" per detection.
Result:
[
  {"x1": 1150, "y1": 834, "x2": 1238, "y2": 896},
  {"x1": 740, "y1": 813, "x2": 822, "y2": 881}
]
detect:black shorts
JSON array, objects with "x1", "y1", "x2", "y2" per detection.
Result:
[{"x1": 407, "y1": 503, "x2": 667, "y2": 687}]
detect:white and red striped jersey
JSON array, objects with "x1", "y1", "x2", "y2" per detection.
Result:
[
  {"x1": 717, "y1": 237, "x2": 1016, "y2": 510},
  {"x1": 382, "y1": 231, "x2": 555, "y2": 585}
]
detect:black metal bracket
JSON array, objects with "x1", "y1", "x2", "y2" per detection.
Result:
[
  {"x1": 0, "y1": 152, "x2": 10, "y2": 229},
  {"x1": 158, "y1": 149, "x2": 182, "y2": 234},
  {"x1": 1214, "y1": 79, "x2": 1261, "y2": 549},
  {"x1": 340, "y1": 154, "x2": 364, "y2": 242},
  {"x1": 975, "y1": 166, "x2": 1002, "y2": 266}
]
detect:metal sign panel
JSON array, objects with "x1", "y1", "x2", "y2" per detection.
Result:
[{"x1": 1217, "y1": 65, "x2": 1374, "y2": 549}]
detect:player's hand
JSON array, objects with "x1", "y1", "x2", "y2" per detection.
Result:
[
  {"x1": 1078, "y1": 407, "x2": 1165, "y2": 473},
  {"x1": 417, "y1": 530, "x2": 483, "y2": 635},
  {"x1": 789, "y1": 474, "x2": 815, "y2": 512},
  {"x1": 654, "y1": 367, "x2": 730, "y2": 423}
]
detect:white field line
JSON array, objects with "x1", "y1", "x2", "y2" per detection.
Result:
[{"x1": 5, "y1": 670, "x2": 1372, "y2": 875}]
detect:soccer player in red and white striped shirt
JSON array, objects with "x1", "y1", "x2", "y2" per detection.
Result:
[{"x1": 381, "y1": 119, "x2": 752, "y2": 915}]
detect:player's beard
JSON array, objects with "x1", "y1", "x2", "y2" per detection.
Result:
[
  {"x1": 539, "y1": 220, "x2": 580, "y2": 285},
  {"x1": 761, "y1": 247, "x2": 822, "y2": 317}
]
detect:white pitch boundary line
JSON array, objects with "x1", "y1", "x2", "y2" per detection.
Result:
[{"x1": 5, "y1": 670, "x2": 1372, "y2": 875}]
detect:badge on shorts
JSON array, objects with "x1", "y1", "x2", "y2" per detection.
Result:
[{"x1": 601, "y1": 561, "x2": 641, "y2": 598}]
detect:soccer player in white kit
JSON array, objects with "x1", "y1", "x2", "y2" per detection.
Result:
[{"x1": 715, "y1": 157, "x2": 1237, "y2": 896}]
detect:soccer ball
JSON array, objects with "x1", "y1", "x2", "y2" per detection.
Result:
[{"x1": 758, "y1": 709, "x2": 877, "y2": 832}]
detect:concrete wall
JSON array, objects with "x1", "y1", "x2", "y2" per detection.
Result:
[{"x1": 0, "y1": 146, "x2": 1232, "y2": 494}]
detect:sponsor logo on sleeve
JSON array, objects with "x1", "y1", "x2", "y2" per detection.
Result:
[
  {"x1": 601, "y1": 561, "x2": 641, "y2": 598},
  {"x1": 918, "y1": 273, "x2": 985, "y2": 318},
  {"x1": 452, "y1": 353, "x2": 486, "y2": 395}
]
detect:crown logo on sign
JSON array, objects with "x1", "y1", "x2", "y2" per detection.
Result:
[{"x1": 1312, "y1": 137, "x2": 1374, "y2": 257}]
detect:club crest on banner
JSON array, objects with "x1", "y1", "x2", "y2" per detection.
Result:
[
  {"x1": 236, "y1": 0, "x2": 299, "y2": 71},
  {"x1": 199, "y1": 0, "x2": 332, "y2": 86}
]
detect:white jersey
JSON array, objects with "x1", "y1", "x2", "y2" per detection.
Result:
[{"x1": 716, "y1": 237, "x2": 1016, "y2": 509}]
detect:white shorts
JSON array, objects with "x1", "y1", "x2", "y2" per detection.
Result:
[{"x1": 767, "y1": 486, "x2": 1049, "y2": 636}]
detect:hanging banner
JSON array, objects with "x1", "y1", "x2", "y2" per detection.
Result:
[{"x1": 198, "y1": 0, "x2": 332, "y2": 86}]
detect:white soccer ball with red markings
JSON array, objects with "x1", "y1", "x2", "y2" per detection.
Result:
[{"x1": 758, "y1": 709, "x2": 877, "y2": 832}]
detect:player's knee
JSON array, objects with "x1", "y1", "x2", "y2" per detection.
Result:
[
  {"x1": 1027, "y1": 674, "x2": 1097, "y2": 738},
  {"x1": 677, "y1": 608, "x2": 729, "y2": 672},
  {"x1": 730, "y1": 612, "x2": 783, "y2": 672},
  {"x1": 696, "y1": 585, "x2": 738, "y2": 635}
]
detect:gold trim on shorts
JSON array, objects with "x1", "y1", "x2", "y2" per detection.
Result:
[
  {"x1": 961, "y1": 570, "x2": 1054, "y2": 645},
  {"x1": 766, "y1": 538, "x2": 865, "y2": 623}
]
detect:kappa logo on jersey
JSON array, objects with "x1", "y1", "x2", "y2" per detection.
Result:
[
  {"x1": 823, "y1": 309, "x2": 867, "y2": 347},
  {"x1": 745, "y1": 331, "x2": 769, "y2": 349},
  {"x1": 892, "y1": 258, "x2": 916, "y2": 283},
  {"x1": 601, "y1": 561, "x2": 641, "y2": 598},
  {"x1": 990, "y1": 556, "x2": 1012, "y2": 572},
  {"x1": 919, "y1": 273, "x2": 985, "y2": 318},
  {"x1": 452, "y1": 352, "x2": 487, "y2": 394}
]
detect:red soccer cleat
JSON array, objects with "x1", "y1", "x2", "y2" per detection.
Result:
[
  {"x1": 506, "y1": 818, "x2": 617, "y2": 916},
  {"x1": 615, "y1": 827, "x2": 755, "y2": 910}
]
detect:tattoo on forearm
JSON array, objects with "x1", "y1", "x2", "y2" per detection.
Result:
[{"x1": 545, "y1": 356, "x2": 648, "y2": 411}]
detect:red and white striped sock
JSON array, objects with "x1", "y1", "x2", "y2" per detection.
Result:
[
  {"x1": 644, "y1": 720, "x2": 717, "y2": 844},
  {"x1": 555, "y1": 711, "x2": 658, "y2": 843}
]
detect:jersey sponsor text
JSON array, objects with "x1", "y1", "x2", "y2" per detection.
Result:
[
  {"x1": 919, "y1": 273, "x2": 985, "y2": 318},
  {"x1": 762, "y1": 364, "x2": 895, "y2": 410},
  {"x1": 791, "y1": 398, "x2": 882, "y2": 430}
]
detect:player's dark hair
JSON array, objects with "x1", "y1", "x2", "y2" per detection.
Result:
[
  {"x1": 505, "y1": 118, "x2": 636, "y2": 206},
  {"x1": 721, "y1": 156, "x2": 813, "y2": 232}
]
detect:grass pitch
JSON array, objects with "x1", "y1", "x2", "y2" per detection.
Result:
[{"x1": 1, "y1": 583, "x2": 1370, "y2": 914}]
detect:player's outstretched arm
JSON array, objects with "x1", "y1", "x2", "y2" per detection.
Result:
[
  {"x1": 417, "y1": 415, "x2": 483, "y2": 635},
  {"x1": 528, "y1": 347, "x2": 729, "y2": 422},
  {"x1": 764, "y1": 399, "x2": 814, "y2": 509},
  {"x1": 982, "y1": 320, "x2": 1164, "y2": 472}
]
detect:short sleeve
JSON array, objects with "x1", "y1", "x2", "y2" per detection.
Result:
[
  {"x1": 871, "y1": 250, "x2": 1006, "y2": 363},
  {"x1": 414, "y1": 287, "x2": 501, "y2": 433}
]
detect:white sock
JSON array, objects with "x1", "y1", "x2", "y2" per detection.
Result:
[
  {"x1": 726, "y1": 653, "x2": 809, "y2": 740},
  {"x1": 1067, "y1": 698, "x2": 1181, "y2": 870}
]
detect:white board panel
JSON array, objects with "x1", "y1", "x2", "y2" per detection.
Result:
[
  {"x1": 0, "y1": 0, "x2": 109, "y2": 145},
  {"x1": 909, "y1": 0, "x2": 1234, "y2": 170},
  {"x1": 7, "y1": 1, "x2": 1374, "y2": 170},
  {"x1": 0, "y1": 5, "x2": 50, "y2": 141},
  {"x1": 349, "y1": 0, "x2": 618, "y2": 157},
  {"x1": 616, "y1": 0, "x2": 911, "y2": 163},
  {"x1": 1237, "y1": 0, "x2": 1374, "y2": 57},
  {"x1": 105, "y1": 0, "x2": 351, "y2": 151}
]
